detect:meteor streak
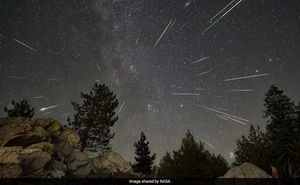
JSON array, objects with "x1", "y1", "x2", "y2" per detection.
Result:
[
  {"x1": 96, "y1": 64, "x2": 102, "y2": 71},
  {"x1": 48, "y1": 49, "x2": 58, "y2": 55},
  {"x1": 222, "y1": 115, "x2": 247, "y2": 126},
  {"x1": 6, "y1": 75, "x2": 26, "y2": 80},
  {"x1": 82, "y1": 0, "x2": 90, "y2": 14},
  {"x1": 216, "y1": 114, "x2": 228, "y2": 121},
  {"x1": 209, "y1": 0, "x2": 237, "y2": 22},
  {"x1": 196, "y1": 70, "x2": 210, "y2": 76},
  {"x1": 226, "y1": 89, "x2": 254, "y2": 92},
  {"x1": 47, "y1": 79, "x2": 60, "y2": 82},
  {"x1": 196, "y1": 104, "x2": 249, "y2": 122},
  {"x1": 224, "y1": 73, "x2": 270, "y2": 82},
  {"x1": 154, "y1": 20, "x2": 173, "y2": 48},
  {"x1": 32, "y1": 96, "x2": 44, "y2": 99},
  {"x1": 135, "y1": 38, "x2": 139, "y2": 46},
  {"x1": 119, "y1": 101, "x2": 126, "y2": 112},
  {"x1": 13, "y1": 38, "x2": 36, "y2": 52},
  {"x1": 39, "y1": 105, "x2": 60, "y2": 112},
  {"x1": 169, "y1": 19, "x2": 176, "y2": 29},
  {"x1": 170, "y1": 93, "x2": 201, "y2": 96},
  {"x1": 200, "y1": 0, "x2": 243, "y2": 35},
  {"x1": 191, "y1": 56, "x2": 209, "y2": 64},
  {"x1": 204, "y1": 140, "x2": 215, "y2": 149}
]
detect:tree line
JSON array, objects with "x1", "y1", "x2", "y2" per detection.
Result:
[{"x1": 3, "y1": 83, "x2": 300, "y2": 178}]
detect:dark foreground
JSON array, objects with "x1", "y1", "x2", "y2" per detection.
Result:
[{"x1": 0, "y1": 178, "x2": 298, "y2": 185}]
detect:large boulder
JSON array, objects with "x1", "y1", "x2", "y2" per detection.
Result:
[
  {"x1": 0, "y1": 117, "x2": 48, "y2": 147},
  {"x1": 58, "y1": 129, "x2": 80, "y2": 148},
  {"x1": 55, "y1": 140, "x2": 74, "y2": 160},
  {"x1": 4, "y1": 127, "x2": 48, "y2": 147},
  {"x1": 19, "y1": 148, "x2": 52, "y2": 177},
  {"x1": 91, "y1": 150, "x2": 133, "y2": 175},
  {"x1": 66, "y1": 151, "x2": 89, "y2": 171},
  {"x1": 0, "y1": 146, "x2": 23, "y2": 178},
  {"x1": 33, "y1": 118, "x2": 62, "y2": 134},
  {"x1": 26, "y1": 142, "x2": 55, "y2": 156},
  {"x1": 223, "y1": 162, "x2": 272, "y2": 178},
  {"x1": 70, "y1": 161, "x2": 92, "y2": 177},
  {"x1": 0, "y1": 117, "x2": 33, "y2": 146},
  {"x1": 45, "y1": 160, "x2": 67, "y2": 178}
]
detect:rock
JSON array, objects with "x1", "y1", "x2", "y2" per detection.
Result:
[
  {"x1": 19, "y1": 148, "x2": 51, "y2": 176},
  {"x1": 223, "y1": 162, "x2": 272, "y2": 178},
  {"x1": 55, "y1": 140, "x2": 74, "y2": 158},
  {"x1": 0, "y1": 146, "x2": 23, "y2": 178},
  {"x1": 91, "y1": 150, "x2": 133, "y2": 175},
  {"x1": 3, "y1": 126, "x2": 48, "y2": 147},
  {"x1": 45, "y1": 160, "x2": 67, "y2": 178},
  {"x1": 0, "y1": 117, "x2": 137, "y2": 178},
  {"x1": 70, "y1": 161, "x2": 91, "y2": 177},
  {"x1": 58, "y1": 129, "x2": 80, "y2": 148},
  {"x1": 27, "y1": 142, "x2": 55, "y2": 156},
  {"x1": 25, "y1": 168, "x2": 45, "y2": 178},
  {"x1": 46, "y1": 122, "x2": 62, "y2": 134},
  {"x1": 0, "y1": 117, "x2": 32, "y2": 146},
  {"x1": 0, "y1": 117, "x2": 48, "y2": 147},
  {"x1": 33, "y1": 118, "x2": 62, "y2": 134},
  {"x1": 66, "y1": 151, "x2": 89, "y2": 171}
]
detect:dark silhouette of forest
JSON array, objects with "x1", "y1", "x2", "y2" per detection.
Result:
[{"x1": 3, "y1": 83, "x2": 300, "y2": 179}]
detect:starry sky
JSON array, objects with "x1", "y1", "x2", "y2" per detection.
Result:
[{"x1": 0, "y1": 0, "x2": 299, "y2": 164}]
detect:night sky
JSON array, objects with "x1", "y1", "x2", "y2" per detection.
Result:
[{"x1": 0, "y1": 0, "x2": 299, "y2": 164}]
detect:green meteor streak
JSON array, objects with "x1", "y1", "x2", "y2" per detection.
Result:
[
  {"x1": 209, "y1": 0, "x2": 238, "y2": 23},
  {"x1": 200, "y1": 0, "x2": 243, "y2": 35}
]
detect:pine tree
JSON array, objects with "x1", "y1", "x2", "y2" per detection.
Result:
[
  {"x1": 234, "y1": 125, "x2": 272, "y2": 173},
  {"x1": 68, "y1": 83, "x2": 118, "y2": 152},
  {"x1": 294, "y1": 102, "x2": 300, "y2": 136},
  {"x1": 4, "y1": 99, "x2": 34, "y2": 118},
  {"x1": 234, "y1": 85, "x2": 300, "y2": 178},
  {"x1": 157, "y1": 152, "x2": 175, "y2": 177},
  {"x1": 264, "y1": 85, "x2": 296, "y2": 143},
  {"x1": 158, "y1": 130, "x2": 229, "y2": 178},
  {"x1": 264, "y1": 85, "x2": 298, "y2": 176},
  {"x1": 132, "y1": 132, "x2": 156, "y2": 175}
]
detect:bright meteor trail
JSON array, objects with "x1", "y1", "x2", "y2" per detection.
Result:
[
  {"x1": 191, "y1": 56, "x2": 209, "y2": 64},
  {"x1": 209, "y1": 0, "x2": 237, "y2": 22},
  {"x1": 13, "y1": 38, "x2": 36, "y2": 52},
  {"x1": 226, "y1": 89, "x2": 254, "y2": 92},
  {"x1": 204, "y1": 140, "x2": 215, "y2": 150},
  {"x1": 196, "y1": 104, "x2": 249, "y2": 122},
  {"x1": 222, "y1": 115, "x2": 247, "y2": 126},
  {"x1": 201, "y1": 0, "x2": 243, "y2": 35},
  {"x1": 154, "y1": 20, "x2": 173, "y2": 48},
  {"x1": 39, "y1": 105, "x2": 60, "y2": 112},
  {"x1": 223, "y1": 73, "x2": 270, "y2": 82},
  {"x1": 170, "y1": 93, "x2": 201, "y2": 96}
]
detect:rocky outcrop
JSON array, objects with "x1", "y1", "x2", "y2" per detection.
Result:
[
  {"x1": 222, "y1": 162, "x2": 272, "y2": 178},
  {"x1": 58, "y1": 129, "x2": 80, "y2": 148},
  {"x1": 91, "y1": 151, "x2": 133, "y2": 175},
  {"x1": 45, "y1": 159, "x2": 67, "y2": 178},
  {"x1": 26, "y1": 142, "x2": 55, "y2": 156},
  {"x1": 0, "y1": 117, "x2": 136, "y2": 178},
  {"x1": 19, "y1": 148, "x2": 52, "y2": 177},
  {"x1": 0, "y1": 146, "x2": 23, "y2": 178}
]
